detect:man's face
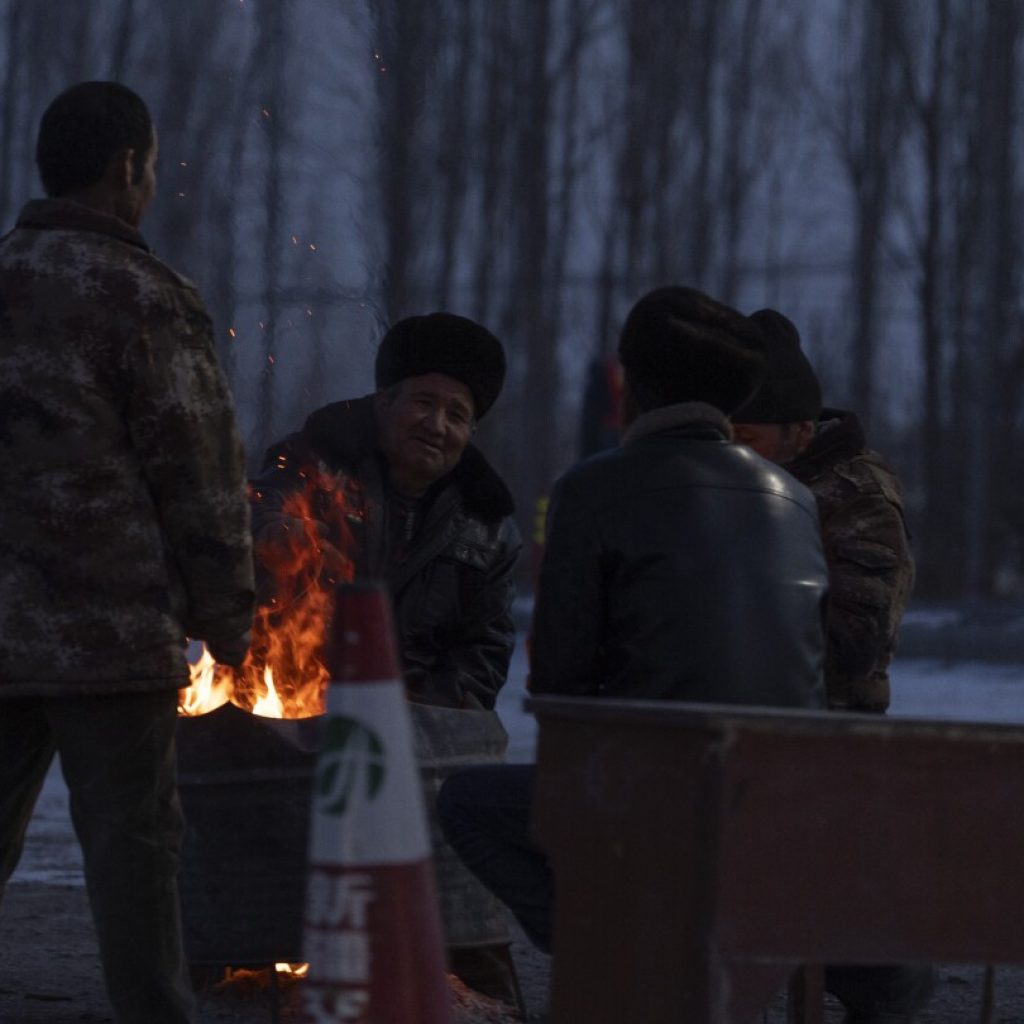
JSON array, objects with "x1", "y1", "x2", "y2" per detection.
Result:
[
  {"x1": 731, "y1": 421, "x2": 814, "y2": 464},
  {"x1": 376, "y1": 373, "x2": 476, "y2": 495},
  {"x1": 124, "y1": 128, "x2": 158, "y2": 227}
]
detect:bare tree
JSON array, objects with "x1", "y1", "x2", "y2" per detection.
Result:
[
  {"x1": 374, "y1": 0, "x2": 439, "y2": 322},
  {"x1": 890, "y1": 0, "x2": 957, "y2": 593},
  {"x1": 961, "y1": 2, "x2": 1021, "y2": 595},
  {"x1": 832, "y1": 1, "x2": 905, "y2": 431}
]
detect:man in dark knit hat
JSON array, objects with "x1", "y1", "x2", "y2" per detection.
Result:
[
  {"x1": 438, "y1": 287, "x2": 827, "y2": 957},
  {"x1": 250, "y1": 311, "x2": 523, "y2": 1008},
  {"x1": 732, "y1": 308, "x2": 932, "y2": 1024},
  {"x1": 732, "y1": 308, "x2": 914, "y2": 714}
]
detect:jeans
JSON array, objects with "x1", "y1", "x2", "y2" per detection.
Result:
[
  {"x1": 0, "y1": 691, "x2": 195, "y2": 1024},
  {"x1": 437, "y1": 764, "x2": 553, "y2": 954}
]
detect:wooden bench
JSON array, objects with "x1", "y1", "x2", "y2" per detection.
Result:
[{"x1": 528, "y1": 696, "x2": 1024, "y2": 1022}]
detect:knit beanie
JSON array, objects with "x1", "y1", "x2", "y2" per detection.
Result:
[
  {"x1": 731, "y1": 309, "x2": 822, "y2": 424},
  {"x1": 375, "y1": 312, "x2": 506, "y2": 419},
  {"x1": 617, "y1": 286, "x2": 766, "y2": 415}
]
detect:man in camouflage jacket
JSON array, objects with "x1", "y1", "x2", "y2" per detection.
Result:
[
  {"x1": 732, "y1": 309, "x2": 931, "y2": 1023},
  {"x1": 732, "y1": 310, "x2": 912, "y2": 713},
  {"x1": 0, "y1": 83, "x2": 253, "y2": 1024}
]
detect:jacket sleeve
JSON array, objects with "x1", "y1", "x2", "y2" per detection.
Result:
[
  {"x1": 121, "y1": 284, "x2": 254, "y2": 647},
  {"x1": 529, "y1": 473, "x2": 604, "y2": 696},
  {"x1": 822, "y1": 480, "x2": 914, "y2": 681},
  {"x1": 410, "y1": 518, "x2": 522, "y2": 711},
  {"x1": 248, "y1": 435, "x2": 309, "y2": 540}
]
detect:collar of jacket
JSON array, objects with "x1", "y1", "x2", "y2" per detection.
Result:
[
  {"x1": 15, "y1": 198, "x2": 150, "y2": 252},
  {"x1": 301, "y1": 394, "x2": 515, "y2": 522},
  {"x1": 787, "y1": 406, "x2": 865, "y2": 482},
  {"x1": 622, "y1": 401, "x2": 732, "y2": 445}
]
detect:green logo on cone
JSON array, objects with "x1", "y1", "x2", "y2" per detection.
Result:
[{"x1": 315, "y1": 716, "x2": 386, "y2": 815}]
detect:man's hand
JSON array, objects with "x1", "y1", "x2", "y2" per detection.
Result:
[
  {"x1": 207, "y1": 630, "x2": 252, "y2": 668},
  {"x1": 256, "y1": 515, "x2": 348, "y2": 581}
]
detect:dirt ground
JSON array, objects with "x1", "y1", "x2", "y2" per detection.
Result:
[{"x1": 3, "y1": 881, "x2": 1024, "y2": 1023}]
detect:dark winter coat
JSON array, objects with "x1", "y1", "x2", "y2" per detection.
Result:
[
  {"x1": 530, "y1": 402, "x2": 827, "y2": 708},
  {"x1": 250, "y1": 396, "x2": 521, "y2": 710},
  {"x1": 0, "y1": 199, "x2": 255, "y2": 696},
  {"x1": 786, "y1": 408, "x2": 913, "y2": 712}
]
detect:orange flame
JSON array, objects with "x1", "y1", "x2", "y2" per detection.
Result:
[{"x1": 178, "y1": 471, "x2": 356, "y2": 719}]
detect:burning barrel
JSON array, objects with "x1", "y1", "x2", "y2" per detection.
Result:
[
  {"x1": 176, "y1": 697, "x2": 513, "y2": 970},
  {"x1": 176, "y1": 702, "x2": 319, "y2": 965}
]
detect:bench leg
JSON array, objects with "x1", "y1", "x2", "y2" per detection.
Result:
[{"x1": 787, "y1": 965, "x2": 824, "y2": 1024}]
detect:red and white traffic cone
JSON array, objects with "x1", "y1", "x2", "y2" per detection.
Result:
[{"x1": 301, "y1": 581, "x2": 452, "y2": 1024}]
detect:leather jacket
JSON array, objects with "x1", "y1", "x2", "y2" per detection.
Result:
[
  {"x1": 251, "y1": 396, "x2": 521, "y2": 709},
  {"x1": 530, "y1": 402, "x2": 827, "y2": 708}
]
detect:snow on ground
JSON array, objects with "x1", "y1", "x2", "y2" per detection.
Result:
[{"x1": 11, "y1": 649, "x2": 1024, "y2": 887}]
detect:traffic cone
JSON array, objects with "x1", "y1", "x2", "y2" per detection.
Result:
[{"x1": 301, "y1": 580, "x2": 452, "y2": 1024}]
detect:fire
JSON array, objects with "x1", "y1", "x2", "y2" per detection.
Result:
[
  {"x1": 214, "y1": 963, "x2": 309, "y2": 991},
  {"x1": 275, "y1": 962, "x2": 309, "y2": 977},
  {"x1": 178, "y1": 471, "x2": 356, "y2": 720}
]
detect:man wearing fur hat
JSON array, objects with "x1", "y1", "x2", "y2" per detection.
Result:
[
  {"x1": 250, "y1": 311, "x2": 522, "y2": 1006},
  {"x1": 438, "y1": 287, "x2": 827, "y2": 955},
  {"x1": 252, "y1": 311, "x2": 519, "y2": 710},
  {"x1": 731, "y1": 309, "x2": 931, "y2": 1023}
]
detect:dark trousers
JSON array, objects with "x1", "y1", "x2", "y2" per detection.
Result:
[
  {"x1": 825, "y1": 963, "x2": 937, "y2": 1020},
  {"x1": 0, "y1": 691, "x2": 195, "y2": 1024},
  {"x1": 437, "y1": 764, "x2": 553, "y2": 954}
]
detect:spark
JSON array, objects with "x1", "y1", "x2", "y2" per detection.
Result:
[
  {"x1": 291, "y1": 234, "x2": 299, "y2": 245},
  {"x1": 179, "y1": 161, "x2": 188, "y2": 167},
  {"x1": 309, "y1": 243, "x2": 317, "y2": 252},
  {"x1": 261, "y1": 108, "x2": 271, "y2": 119},
  {"x1": 305, "y1": 308, "x2": 313, "y2": 317},
  {"x1": 258, "y1": 320, "x2": 265, "y2": 329},
  {"x1": 228, "y1": 327, "x2": 237, "y2": 338},
  {"x1": 268, "y1": 355, "x2": 275, "y2": 365},
  {"x1": 176, "y1": 192, "x2": 186, "y2": 199}
]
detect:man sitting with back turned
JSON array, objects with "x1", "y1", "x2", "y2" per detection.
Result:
[{"x1": 438, "y1": 286, "x2": 828, "y2": 955}]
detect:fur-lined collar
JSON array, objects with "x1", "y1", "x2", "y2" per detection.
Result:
[
  {"x1": 302, "y1": 394, "x2": 515, "y2": 522},
  {"x1": 622, "y1": 401, "x2": 732, "y2": 445}
]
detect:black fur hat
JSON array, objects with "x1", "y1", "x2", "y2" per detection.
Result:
[
  {"x1": 375, "y1": 312, "x2": 506, "y2": 418},
  {"x1": 618, "y1": 286, "x2": 766, "y2": 415},
  {"x1": 731, "y1": 309, "x2": 822, "y2": 424}
]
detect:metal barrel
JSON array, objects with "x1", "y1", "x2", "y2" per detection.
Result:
[
  {"x1": 409, "y1": 703, "x2": 512, "y2": 948},
  {"x1": 176, "y1": 702, "x2": 319, "y2": 965},
  {"x1": 176, "y1": 700, "x2": 511, "y2": 965}
]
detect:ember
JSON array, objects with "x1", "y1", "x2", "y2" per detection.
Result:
[{"x1": 178, "y1": 473, "x2": 355, "y2": 720}]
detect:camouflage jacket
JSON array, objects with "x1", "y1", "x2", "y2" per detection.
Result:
[
  {"x1": 787, "y1": 408, "x2": 913, "y2": 712},
  {"x1": 0, "y1": 199, "x2": 254, "y2": 696}
]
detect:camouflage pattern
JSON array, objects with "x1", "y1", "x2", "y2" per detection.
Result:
[
  {"x1": 787, "y1": 408, "x2": 913, "y2": 712},
  {"x1": 0, "y1": 199, "x2": 254, "y2": 695}
]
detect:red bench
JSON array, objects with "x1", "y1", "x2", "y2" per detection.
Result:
[{"x1": 529, "y1": 696, "x2": 1024, "y2": 1022}]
